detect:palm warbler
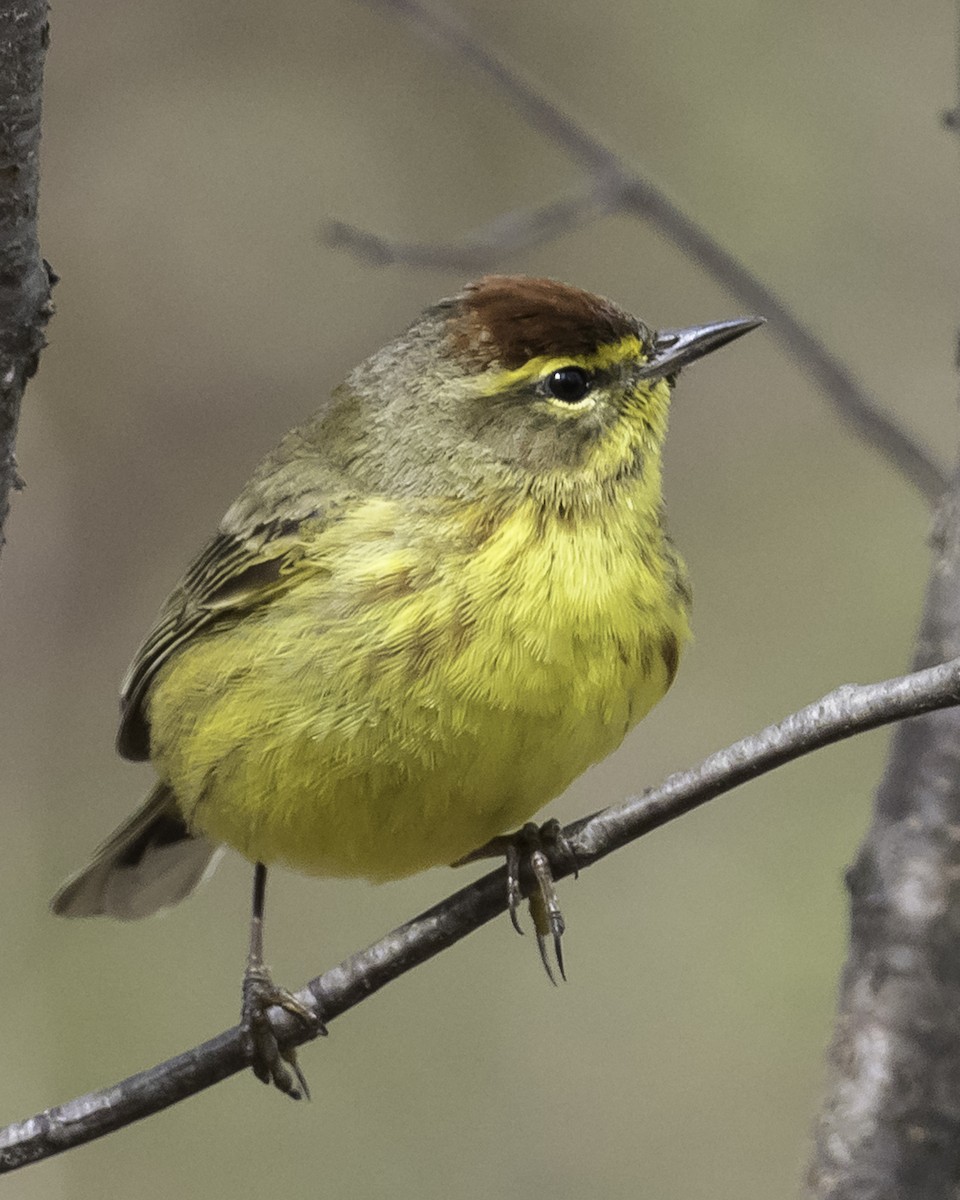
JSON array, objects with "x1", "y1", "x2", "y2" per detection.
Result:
[{"x1": 53, "y1": 276, "x2": 761, "y2": 1097}]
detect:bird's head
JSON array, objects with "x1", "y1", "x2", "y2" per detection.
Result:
[{"x1": 336, "y1": 275, "x2": 762, "y2": 509}]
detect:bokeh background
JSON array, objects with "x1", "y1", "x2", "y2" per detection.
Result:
[{"x1": 1, "y1": 1, "x2": 955, "y2": 1196}]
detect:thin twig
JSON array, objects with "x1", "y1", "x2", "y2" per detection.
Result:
[
  {"x1": 0, "y1": 0, "x2": 55, "y2": 561},
  {"x1": 324, "y1": 0, "x2": 947, "y2": 505},
  {"x1": 5, "y1": 658, "x2": 960, "y2": 1173}
]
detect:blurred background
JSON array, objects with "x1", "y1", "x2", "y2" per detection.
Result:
[{"x1": 1, "y1": 0, "x2": 955, "y2": 1196}]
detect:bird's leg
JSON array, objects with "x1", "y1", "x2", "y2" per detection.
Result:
[
  {"x1": 456, "y1": 820, "x2": 579, "y2": 985},
  {"x1": 241, "y1": 861, "x2": 324, "y2": 1100}
]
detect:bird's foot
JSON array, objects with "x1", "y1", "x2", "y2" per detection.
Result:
[
  {"x1": 458, "y1": 819, "x2": 579, "y2": 985},
  {"x1": 241, "y1": 964, "x2": 325, "y2": 1100}
]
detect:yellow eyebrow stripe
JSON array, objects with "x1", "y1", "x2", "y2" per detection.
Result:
[{"x1": 482, "y1": 334, "x2": 644, "y2": 394}]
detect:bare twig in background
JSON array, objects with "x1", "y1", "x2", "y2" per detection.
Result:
[
  {"x1": 0, "y1": 0, "x2": 54, "y2": 561},
  {"x1": 324, "y1": 0, "x2": 948, "y2": 506},
  {"x1": 5, "y1": 660, "x2": 960, "y2": 1172}
]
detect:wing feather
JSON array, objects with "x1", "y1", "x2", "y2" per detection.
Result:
[
  {"x1": 117, "y1": 519, "x2": 328, "y2": 761},
  {"x1": 116, "y1": 417, "x2": 358, "y2": 761}
]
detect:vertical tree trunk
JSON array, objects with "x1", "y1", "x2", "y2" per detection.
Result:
[
  {"x1": 0, "y1": 0, "x2": 54, "y2": 560},
  {"x1": 809, "y1": 471, "x2": 960, "y2": 1197}
]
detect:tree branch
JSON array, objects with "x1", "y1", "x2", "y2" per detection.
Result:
[
  {"x1": 0, "y1": 0, "x2": 54, "y2": 560},
  {"x1": 322, "y1": 0, "x2": 947, "y2": 506},
  {"x1": 5, "y1": 659, "x2": 960, "y2": 1173}
]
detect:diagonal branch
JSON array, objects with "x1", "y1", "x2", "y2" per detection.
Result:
[
  {"x1": 5, "y1": 658, "x2": 960, "y2": 1173},
  {"x1": 323, "y1": 0, "x2": 947, "y2": 506}
]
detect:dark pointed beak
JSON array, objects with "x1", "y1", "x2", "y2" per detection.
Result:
[{"x1": 637, "y1": 315, "x2": 764, "y2": 379}]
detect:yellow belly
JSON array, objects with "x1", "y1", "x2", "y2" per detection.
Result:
[{"x1": 147, "y1": 496, "x2": 690, "y2": 881}]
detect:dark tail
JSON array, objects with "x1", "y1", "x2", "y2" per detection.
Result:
[{"x1": 51, "y1": 783, "x2": 221, "y2": 920}]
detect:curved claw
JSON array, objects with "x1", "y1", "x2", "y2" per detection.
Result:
[
  {"x1": 242, "y1": 967, "x2": 324, "y2": 1101},
  {"x1": 460, "y1": 819, "x2": 577, "y2": 983},
  {"x1": 505, "y1": 841, "x2": 524, "y2": 936},
  {"x1": 529, "y1": 848, "x2": 566, "y2": 983}
]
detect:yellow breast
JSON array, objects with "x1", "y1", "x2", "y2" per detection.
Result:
[{"x1": 147, "y1": 489, "x2": 691, "y2": 881}]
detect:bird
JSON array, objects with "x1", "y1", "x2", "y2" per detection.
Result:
[{"x1": 52, "y1": 275, "x2": 762, "y2": 1098}]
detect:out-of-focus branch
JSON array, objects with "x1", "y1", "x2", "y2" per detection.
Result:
[
  {"x1": 6, "y1": 659, "x2": 960, "y2": 1172},
  {"x1": 0, "y1": 0, "x2": 54, "y2": 560},
  {"x1": 323, "y1": 0, "x2": 947, "y2": 506},
  {"x1": 326, "y1": 182, "x2": 610, "y2": 271}
]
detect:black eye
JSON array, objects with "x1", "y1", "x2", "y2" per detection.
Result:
[{"x1": 546, "y1": 367, "x2": 592, "y2": 403}]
